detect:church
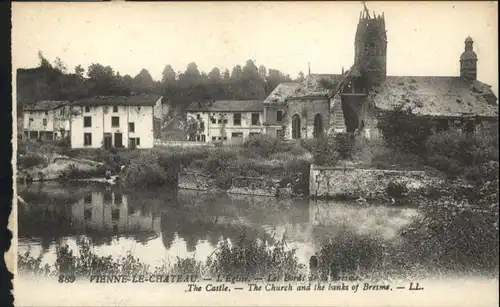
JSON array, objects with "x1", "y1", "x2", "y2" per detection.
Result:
[{"x1": 263, "y1": 4, "x2": 498, "y2": 140}]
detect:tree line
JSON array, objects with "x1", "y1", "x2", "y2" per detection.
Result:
[{"x1": 17, "y1": 51, "x2": 304, "y2": 113}]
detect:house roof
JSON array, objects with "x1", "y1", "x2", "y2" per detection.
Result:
[
  {"x1": 263, "y1": 83, "x2": 300, "y2": 104},
  {"x1": 23, "y1": 100, "x2": 69, "y2": 111},
  {"x1": 73, "y1": 94, "x2": 162, "y2": 107},
  {"x1": 186, "y1": 100, "x2": 264, "y2": 112},
  {"x1": 369, "y1": 76, "x2": 498, "y2": 118}
]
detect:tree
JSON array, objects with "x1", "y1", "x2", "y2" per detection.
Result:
[
  {"x1": 297, "y1": 71, "x2": 305, "y2": 82},
  {"x1": 208, "y1": 67, "x2": 221, "y2": 81},
  {"x1": 231, "y1": 65, "x2": 243, "y2": 80},
  {"x1": 222, "y1": 69, "x2": 230, "y2": 80},
  {"x1": 75, "y1": 65, "x2": 85, "y2": 78},
  {"x1": 242, "y1": 59, "x2": 259, "y2": 79},
  {"x1": 185, "y1": 62, "x2": 201, "y2": 79},
  {"x1": 87, "y1": 63, "x2": 116, "y2": 96},
  {"x1": 133, "y1": 68, "x2": 155, "y2": 93},
  {"x1": 37, "y1": 51, "x2": 51, "y2": 68},
  {"x1": 161, "y1": 65, "x2": 176, "y2": 84},
  {"x1": 258, "y1": 65, "x2": 267, "y2": 77},
  {"x1": 54, "y1": 57, "x2": 67, "y2": 74}
]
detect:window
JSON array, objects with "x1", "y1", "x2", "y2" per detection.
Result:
[
  {"x1": 60, "y1": 108, "x2": 65, "y2": 115},
  {"x1": 84, "y1": 194, "x2": 92, "y2": 204},
  {"x1": 42, "y1": 119, "x2": 47, "y2": 126},
  {"x1": 84, "y1": 209, "x2": 92, "y2": 221},
  {"x1": 137, "y1": 107, "x2": 141, "y2": 111},
  {"x1": 45, "y1": 111, "x2": 48, "y2": 115},
  {"x1": 249, "y1": 132, "x2": 261, "y2": 137},
  {"x1": 223, "y1": 136, "x2": 227, "y2": 141},
  {"x1": 111, "y1": 117, "x2": 120, "y2": 127},
  {"x1": 84, "y1": 106, "x2": 90, "y2": 113},
  {"x1": 128, "y1": 122, "x2": 135, "y2": 132},
  {"x1": 233, "y1": 113, "x2": 242, "y2": 126},
  {"x1": 251, "y1": 113, "x2": 260, "y2": 125},
  {"x1": 212, "y1": 136, "x2": 217, "y2": 141},
  {"x1": 29, "y1": 118, "x2": 33, "y2": 123},
  {"x1": 231, "y1": 132, "x2": 243, "y2": 138},
  {"x1": 276, "y1": 110, "x2": 283, "y2": 122},
  {"x1": 211, "y1": 116, "x2": 216, "y2": 124},
  {"x1": 84, "y1": 133, "x2": 92, "y2": 146},
  {"x1": 113, "y1": 106, "x2": 118, "y2": 113},
  {"x1": 136, "y1": 138, "x2": 140, "y2": 146},
  {"x1": 84, "y1": 116, "x2": 92, "y2": 128}
]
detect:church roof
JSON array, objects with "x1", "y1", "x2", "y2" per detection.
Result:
[
  {"x1": 460, "y1": 50, "x2": 478, "y2": 61},
  {"x1": 263, "y1": 82, "x2": 300, "y2": 104},
  {"x1": 369, "y1": 76, "x2": 498, "y2": 118},
  {"x1": 291, "y1": 74, "x2": 343, "y2": 98}
]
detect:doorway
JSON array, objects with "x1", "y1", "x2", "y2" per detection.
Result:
[
  {"x1": 114, "y1": 133, "x2": 123, "y2": 148},
  {"x1": 292, "y1": 114, "x2": 301, "y2": 139},
  {"x1": 104, "y1": 133, "x2": 112, "y2": 149},
  {"x1": 313, "y1": 114, "x2": 323, "y2": 138},
  {"x1": 128, "y1": 138, "x2": 136, "y2": 149}
]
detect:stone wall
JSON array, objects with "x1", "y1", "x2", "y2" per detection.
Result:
[
  {"x1": 178, "y1": 171, "x2": 214, "y2": 191},
  {"x1": 178, "y1": 171, "x2": 292, "y2": 197},
  {"x1": 309, "y1": 164, "x2": 442, "y2": 201}
]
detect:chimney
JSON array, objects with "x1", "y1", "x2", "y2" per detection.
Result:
[{"x1": 308, "y1": 62, "x2": 311, "y2": 76}]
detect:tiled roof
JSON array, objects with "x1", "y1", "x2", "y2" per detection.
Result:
[
  {"x1": 186, "y1": 100, "x2": 264, "y2": 112},
  {"x1": 23, "y1": 100, "x2": 69, "y2": 111},
  {"x1": 292, "y1": 74, "x2": 343, "y2": 98},
  {"x1": 263, "y1": 83, "x2": 300, "y2": 104},
  {"x1": 369, "y1": 76, "x2": 498, "y2": 117},
  {"x1": 73, "y1": 94, "x2": 162, "y2": 107}
]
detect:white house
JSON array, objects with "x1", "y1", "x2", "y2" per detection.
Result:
[
  {"x1": 185, "y1": 100, "x2": 265, "y2": 145},
  {"x1": 70, "y1": 95, "x2": 161, "y2": 149},
  {"x1": 22, "y1": 100, "x2": 71, "y2": 140}
]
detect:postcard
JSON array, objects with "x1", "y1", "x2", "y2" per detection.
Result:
[{"x1": 9, "y1": 1, "x2": 499, "y2": 306}]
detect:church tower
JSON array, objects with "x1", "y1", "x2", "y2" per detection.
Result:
[
  {"x1": 460, "y1": 36, "x2": 477, "y2": 81},
  {"x1": 354, "y1": 4, "x2": 387, "y2": 89}
]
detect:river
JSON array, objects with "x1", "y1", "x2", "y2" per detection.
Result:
[{"x1": 17, "y1": 182, "x2": 419, "y2": 268}]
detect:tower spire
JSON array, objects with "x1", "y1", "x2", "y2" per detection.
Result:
[{"x1": 308, "y1": 62, "x2": 311, "y2": 76}]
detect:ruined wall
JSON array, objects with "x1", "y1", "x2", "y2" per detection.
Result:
[
  {"x1": 285, "y1": 98, "x2": 330, "y2": 140},
  {"x1": 309, "y1": 165, "x2": 442, "y2": 201},
  {"x1": 178, "y1": 171, "x2": 292, "y2": 197}
]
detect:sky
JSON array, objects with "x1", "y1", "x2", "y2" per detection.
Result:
[{"x1": 12, "y1": 1, "x2": 498, "y2": 95}]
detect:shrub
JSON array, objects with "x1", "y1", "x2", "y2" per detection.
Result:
[
  {"x1": 243, "y1": 134, "x2": 296, "y2": 158},
  {"x1": 387, "y1": 180, "x2": 408, "y2": 199},
  {"x1": 377, "y1": 107, "x2": 433, "y2": 156},
  {"x1": 402, "y1": 194, "x2": 499, "y2": 275},
  {"x1": 426, "y1": 155, "x2": 462, "y2": 179},
  {"x1": 316, "y1": 229, "x2": 394, "y2": 279},
  {"x1": 121, "y1": 151, "x2": 171, "y2": 188},
  {"x1": 302, "y1": 136, "x2": 339, "y2": 166},
  {"x1": 207, "y1": 236, "x2": 299, "y2": 278},
  {"x1": 18, "y1": 154, "x2": 46, "y2": 169}
]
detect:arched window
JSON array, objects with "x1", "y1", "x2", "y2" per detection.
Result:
[
  {"x1": 313, "y1": 114, "x2": 323, "y2": 139},
  {"x1": 292, "y1": 114, "x2": 301, "y2": 139}
]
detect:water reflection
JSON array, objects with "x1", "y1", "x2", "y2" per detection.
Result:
[{"x1": 17, "y1": 183, "x2": 418, "y2": 266}]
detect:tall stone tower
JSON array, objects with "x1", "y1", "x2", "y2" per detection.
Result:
[
  {"x1": 354, "y1": 4, "x2": 387, "y2": 89},
  {"x1": 460, "y1": 36, "x2": 478, "y2": 81}
]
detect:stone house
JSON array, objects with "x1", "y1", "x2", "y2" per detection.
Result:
[
  {"x1": 22, "y1": 100, "x2": 71, "y2": 140},
  {"x1": 70, "y1": 94, "x2": 161, "y2": 149},
  {"x1": 265, "y1": 5, "x2": 498, "y2": 140},
  {"x1": 185, "y1": 100, "x2": 265, "y2": 144}
]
